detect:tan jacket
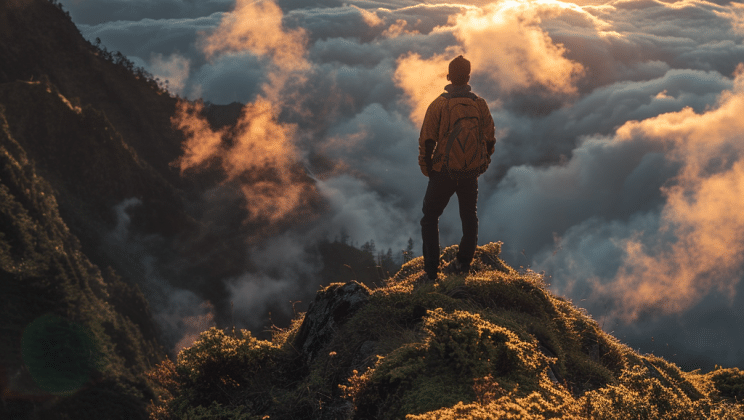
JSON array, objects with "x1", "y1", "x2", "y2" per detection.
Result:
[{"x1": 418, "y1": 85, "x2": 496, "y2": 177}]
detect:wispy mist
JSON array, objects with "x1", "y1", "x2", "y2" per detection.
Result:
[{"x1": 66, "y1": 0, "x2": 744, "y2": 369}]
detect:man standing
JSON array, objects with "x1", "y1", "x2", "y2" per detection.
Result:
[{"x1": 418, "y1": 55, "x2": 496, "y2": 281}]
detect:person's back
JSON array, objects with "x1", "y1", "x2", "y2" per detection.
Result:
[{"x1": 418, "y1": 55, "x2": 496, "y2": 281}]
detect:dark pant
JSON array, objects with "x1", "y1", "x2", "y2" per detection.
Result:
[{"x1": 420, "y1": 170, "x2": 479, "y2": 278}]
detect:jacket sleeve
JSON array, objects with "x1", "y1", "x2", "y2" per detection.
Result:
[
  {"x1": 478, "y1": 99, "x2": 496, "y2": 156},
  {"x1": 418, "y1": 98, "x2": 443, "y2": 173}
]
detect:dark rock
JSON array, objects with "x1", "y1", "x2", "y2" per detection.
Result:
[
  {"x1": 538, "y1": 342, "x2": 562, "y2": 385},
  {"x1": 350, "y1": 340, "x2": 380, "y2": 373},
  {"x1": 475, "y1": 249, "x2": 511, "y2": 273},
  {"x1": 293, "y1": 281, "x2": 370, "y2": 364}
]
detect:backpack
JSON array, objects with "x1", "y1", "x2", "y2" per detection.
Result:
[{"x1": 433, "y1": 92, "x2": 489, "y2": 179}]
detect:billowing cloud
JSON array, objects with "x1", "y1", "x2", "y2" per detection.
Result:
[
  {"x1": 451, "y1": 1, "x2": 585, "y2": 95},
  {"x1": 490, "y1": 66, "x2": 744, "y2": 309},
  {"x1": 60, "y1": 0, "x2": 744, "y2": 369},
  {"x1": 316, "y1": 174, "x2": 419, "y2": 252},
  {"x1": 394, "y1": 52, "x2": 454, "y2": 125},
  {"x1": 603, "y1": 65, "x2": 744, "y2": 320},
  {"x1": 202, "y1": 0, "x2": 306, "y2": 67},
  {"x1": 394, "y1": 0, "x2": 585, "y2": 124},
  {"x1": 107, "y1": 198, "x2": 217, "y2": 354},
  {"x1": 148, "y1": 53, "x2": 191, "y2": 95},
  {"x1": 524, "y1": 67, "x2": 744, "y2": 367},
  {"x1": 353, "y1": 4, "x2": 384, "y2": 27},
  {"x1": 188, "y1": 52, "x2": 264, "y2": 103},
  {"x1": 485, "y1": 68, "x2": 731, "y2": 186},
  {"x1": 173, "y1": 96, "x2": 313, "y2": 223},
  {"x1": 79, "y1": 14, "x2": 220, "y2": 60},
  {"x1": 173, "y1": 0, "x2": 316, "y2": 224},
  {"x1": 172, "y1": 101, "x2": 225, "y2": 174},
  {"x1": 201, "y1": 0, "x2": 311, "y2": 104}
]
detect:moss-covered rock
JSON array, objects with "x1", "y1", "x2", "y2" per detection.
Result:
[{"x1": 148, "y1": 243, "x2": 744, "y2": 420}]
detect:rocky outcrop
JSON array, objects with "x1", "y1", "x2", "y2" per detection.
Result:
[{"x1": 293, "y1": 281, "x2": 370, "y2": 364}]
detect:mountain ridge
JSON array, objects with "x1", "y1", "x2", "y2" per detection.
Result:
[
  {"x1": 148, "y1": 244, "x2": 744, "y2": 419},
  {"x1": 0, "y1": 1, "x2": 387, "y2": 418}
]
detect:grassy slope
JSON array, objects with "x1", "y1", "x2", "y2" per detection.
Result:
[
  {"x1": 148, "y1": 243, "x2": 744, "y2": 419},
  {"x1": 0, "y1": 95, "x2": 162, "y2": 419}
]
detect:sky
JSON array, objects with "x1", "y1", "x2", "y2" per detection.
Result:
[{"x1": 59, "y1": 0, "x2": 744, "y2": 370}]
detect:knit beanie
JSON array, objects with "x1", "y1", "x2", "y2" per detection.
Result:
[{"x1": 448, "y1": 55, "x2": 470, "y2": 85}]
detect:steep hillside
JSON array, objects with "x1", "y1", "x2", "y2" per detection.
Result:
[
  {"x1": 0, "y1": 0, "x2": 183, "y2": 181},
  {"x1": 0, "y1": 105, "x2": 161, "y2": 419},
  {"x1": 148, "y1": 243, "x2": 744, "y2": 419},
  {"x1": 1, "y1": 0, "x2": 247, "y2": 356},
  {"x1": 0, "y1": 2, "x2": 383, "y2": 418},
  {"x1": 0, "y1": 0, "x2": 200, "y2": 267},
  {"x1": 0, "y1": 1, "x2": 233, "y2": 417},
  {"x1": 0, "y1": 0, "x2": 328, "y2": 331}
]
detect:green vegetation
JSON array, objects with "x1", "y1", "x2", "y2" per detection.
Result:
[
  {"x1": 0, "y1": 106, "x2": 162, "y2": 419},
  {"x1": 148, "y1": 243, "x2": 744, "y2": 419}
]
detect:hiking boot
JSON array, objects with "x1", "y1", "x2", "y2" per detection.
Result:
[{"x1": 443, "y1": 258, "x2": 470, "y2": 275}]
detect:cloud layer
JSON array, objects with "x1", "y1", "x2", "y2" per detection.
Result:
[{"x1": 64, "y1": 0, "x2": 744, "y2": 369}]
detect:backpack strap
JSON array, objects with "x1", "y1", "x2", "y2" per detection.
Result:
[
  {"x1": 440, "y1": 92, "x2": 451, "y2": 147},
  {"x1": 442, "y1": 94, "x2": 451, "y2": 168}
]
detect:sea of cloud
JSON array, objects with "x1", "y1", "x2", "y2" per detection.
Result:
[{"x1": 62, "y1": 0, "x2": 744, "y2": 369}]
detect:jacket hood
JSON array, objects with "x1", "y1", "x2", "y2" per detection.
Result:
[{"x1": 444, "y1": 84, "x2": 472, "y2": 94}]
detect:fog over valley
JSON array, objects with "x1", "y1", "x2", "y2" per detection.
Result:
[{"x1": 59, "y1": 0, "x2": 744, "y2": 371}]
